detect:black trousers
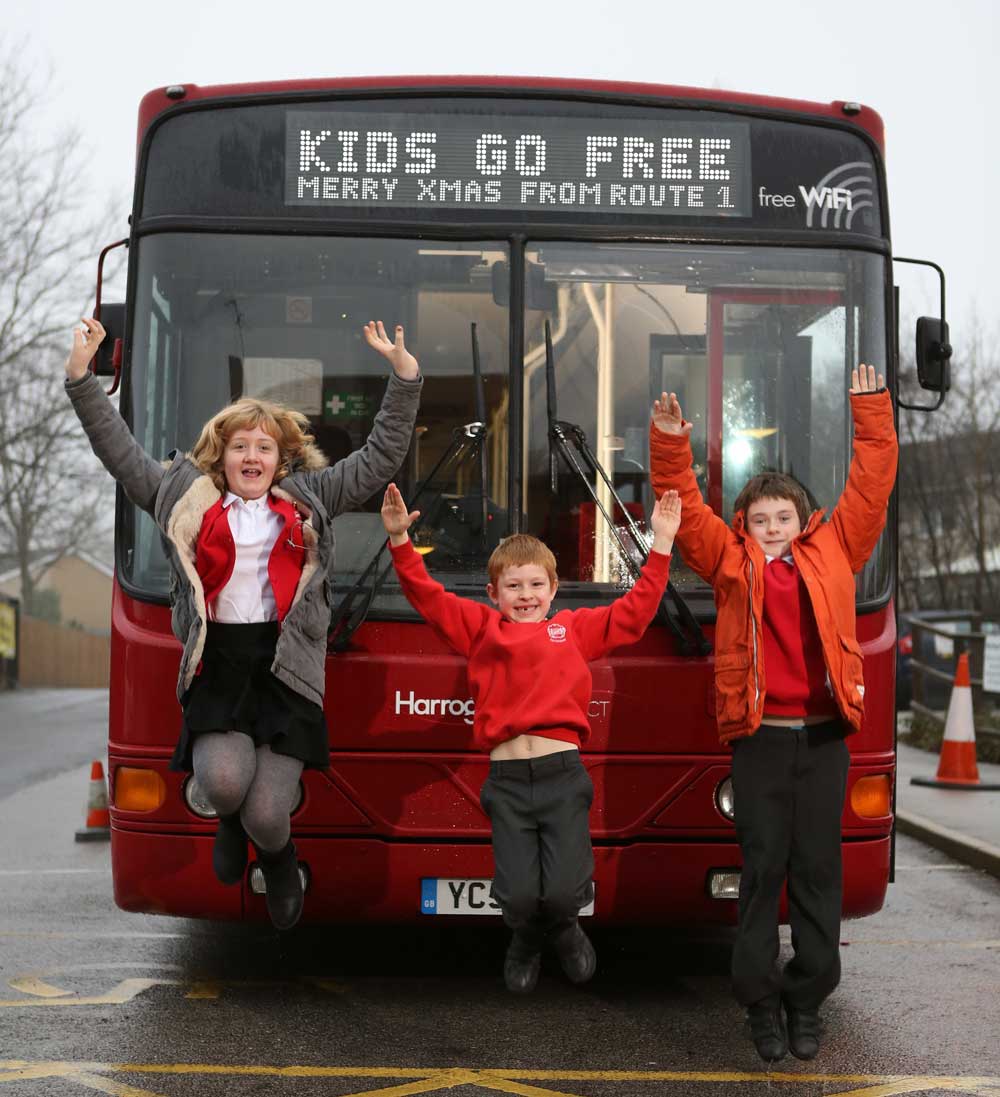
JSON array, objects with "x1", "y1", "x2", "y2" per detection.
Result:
[
  {"x1": 479, "y1": 749, "x2": 594, "y2": 950},
  {"x1": 730, "y1": 721, "x2": 850, "y2": 1011}
]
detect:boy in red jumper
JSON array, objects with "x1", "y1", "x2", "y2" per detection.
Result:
[
  {"x1": 382, "y1": 483, "x2": 681, "y2": 993},
  {"x1": 649, "y1": 365, "x2": 897, "y2": 1062}
]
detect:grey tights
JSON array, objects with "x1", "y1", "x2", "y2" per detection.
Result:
[{"x1": 192, "y1": 732, "x2": 303, "y2": 853}]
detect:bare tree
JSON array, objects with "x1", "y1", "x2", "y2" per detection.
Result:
[
  {"x1": 898, "y1": 315, "x2": 1000, "y2": 615},
  {"x1": 0, "y1": 42, "x2": 122, "y2": 616}
]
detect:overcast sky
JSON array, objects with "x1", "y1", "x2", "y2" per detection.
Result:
[{"x1": 9, "y1": 0, "x2": 997, "y2": 353}]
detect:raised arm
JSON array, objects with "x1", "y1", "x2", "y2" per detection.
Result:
[
  {"x1": 383, "y1": 483, "x2": 490, "y2": 656},
  {"x1": 64, "y1": 319, "x2": 164, "y2": 515},
  {"x1": 829, "y1": 365, "x2": 898, "y2": 573},
  {"x1": 571, "y1": 490, "x2": 678, "y2": 661},
  {"x1": 304, "y1": 322, "x2": 422, "y2": 516},
  {"x1": 649, "y1": 391, "x2": 730, "y2": 580}
]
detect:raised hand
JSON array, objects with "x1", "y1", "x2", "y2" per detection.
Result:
[
  {"x1": 381, "y1": 482, "x2": 421, "y2": 545},
  {"x1": 650, "y1": 489, "x2": 681, "y2": 554},
  {"x1": 363, "y1": 321, "x2": 420, "y2": 381},
  {"x1": 65, "y1": 318, "x2": 106, "y2": 381},
  {"x1": 651, "y1": 391, "x2": 692, "y2": 436},
  {"x1": 850, "y1": 363, "x2": 885, "y2": 394}
]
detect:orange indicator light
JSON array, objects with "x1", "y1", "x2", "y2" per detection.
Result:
[
  {"x1": 115, "y1": 767, "x2": 167, "y2": 812},
  {"x1": 850, "y1": 774, "x2": 891, "y2": 819}
]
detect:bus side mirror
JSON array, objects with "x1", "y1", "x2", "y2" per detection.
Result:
[
  {"x1": 895, "y1": 256, "x2": 950, "y2": 413},
  {"x1": 92, "y1": 303, "x2": 125, "y2": 378},
  {"x1": 915, "y1": 317, "x2": 952, "y2": 393},
  {"x1": 491, "y1": 261, "x2": 558, "y2": 311}
]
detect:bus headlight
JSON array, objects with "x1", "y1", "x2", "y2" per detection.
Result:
[
  {"x1": 183, "y1": 777, "x2": 217, "y2": 818},
  {"x1": 707, "y1": 869, "x2": 741, "y2": 899},
  {"x1": 715, "y1": 776, "x2": 735, "y2": 820},
  {"x1": 183, "y1": 778, "x2": 305, "y2": 818}
]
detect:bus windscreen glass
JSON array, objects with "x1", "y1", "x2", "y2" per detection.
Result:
[
  {"x1": 518, "y1": 244, "x2": 890, "y2": 606},
  {"x1": 121, "y1": 234, "x2": 511, "y2": 609},
  {"x1": 120, "y1": 236, "x2": 890, "y2": 615}
]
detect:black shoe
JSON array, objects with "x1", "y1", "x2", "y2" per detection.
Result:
[
  {"x1": 255, "y1": 840, "x2": 304, "y2": 930},
  {"x1": 785, "y1": 1005, "x2": 821, "y2": 1061},
  {"x1": 504, "y1": 936, "x2": 542, "y2": 994},
  {"x1": 552, "y1": 922, "x2": 596, "y2": 985},
  {"x1": 746, "y1": 999, "x2": 788, "y2": 1063},
  {"x1": 212, "y1": 814, "x2": 248, "y2": 886}
]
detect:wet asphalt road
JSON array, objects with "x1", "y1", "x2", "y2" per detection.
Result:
[{"x1": 1, "y1": 689, "x2": 998, "y2": 1097}]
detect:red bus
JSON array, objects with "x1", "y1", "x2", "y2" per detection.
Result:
[{"x1": 94, "y1": 76, "x2": 949, "y2": 924}]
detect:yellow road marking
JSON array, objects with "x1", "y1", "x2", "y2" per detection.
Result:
[
  {"x1": 470, "y1": 1072, "x2": 588, "y2": 1097},
  {"x1": 0, "y1": 1063, "x2": 78, "y2": 1082},
  {"x1": 818, "y1": 1081, "x2": 984, "y2": 1097},
  {"x1": 65, "y1": 1072, "x2": 169, "y2": 1097},
  {"x1": 0, "y1": 977, "x2": 176, "y2": 1007},
  {"x1": 0, "y1": 971, "x2": 349, "y2": 1006},
  {"x1": 7, "y1": 976, "x2": 73, "y2": 998},
  {"x1": 183, "y1": 980, "x2": 222, "y2": 1000},
  {"x1": 1, "y1": 1062, "x2": 999, "y2": 1096},
  {"x1": 327, "y1": 1070, "x2": 477, "y2": 1097}
]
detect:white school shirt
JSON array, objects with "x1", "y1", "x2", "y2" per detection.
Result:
[{"x1": 211, "y1": 492, "x2": 282, "y2": 623}]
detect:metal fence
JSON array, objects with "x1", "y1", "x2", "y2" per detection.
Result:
[{"x1": 906, "y1": 610, "x2": 1000, "y2": 742}]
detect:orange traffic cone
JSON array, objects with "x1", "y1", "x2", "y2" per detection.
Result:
[
  {"x1": 912, "y1": 654, "x2": 1000, "y2": 790},
  {"x1": 74, "y1": 760, "x2": 111, "y2": 841}
]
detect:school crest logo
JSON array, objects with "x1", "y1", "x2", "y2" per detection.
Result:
[{"x1": 547, "y1": 623, "x2": 567, "y2": 643}]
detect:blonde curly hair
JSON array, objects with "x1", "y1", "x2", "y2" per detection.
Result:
[{"x1": 190, "y1": 398, "x2": 329, "y2": 492}]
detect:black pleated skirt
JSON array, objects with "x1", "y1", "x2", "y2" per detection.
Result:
[{"x1": 170, "y1": 621, "x2": 329, "y2": 772}]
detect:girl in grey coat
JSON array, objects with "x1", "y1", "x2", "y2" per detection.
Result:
[{"x1": 66, "y1": 318, "x2": 422, "y2": 928}]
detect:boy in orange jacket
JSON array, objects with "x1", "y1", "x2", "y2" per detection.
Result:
[{"x1": 649, "y1": 365, "x2": 897, "y2": 1063}]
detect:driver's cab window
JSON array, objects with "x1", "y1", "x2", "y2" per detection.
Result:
[{"x1": 523, "y1": 244, "x2": 888, "y2": 603}]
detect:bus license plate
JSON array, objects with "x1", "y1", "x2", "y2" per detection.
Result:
[{"x1": 420, "y1": 878, "x2": 594, "y2": 916}]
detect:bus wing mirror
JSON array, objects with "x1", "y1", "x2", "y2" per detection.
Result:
[
  {"x1": 92, "y1": 236, "x2": 129, "y2": 396},
  {"x1": 915, "y1": 317, "x2": 952, "y2": 393},
  {"x1": 895, "y1": 255, "x2": 951, "y2": 412},
  {"x1": 491, "y1": 260, "x2": 557, "y2": 311},
  {"x1": 91, "y1": 303, "x2": 125, "y2": 379}
]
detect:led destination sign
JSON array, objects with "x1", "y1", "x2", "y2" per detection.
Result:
[{"x1": 285, "y1": 110, "x2": 751, "y2": 216}]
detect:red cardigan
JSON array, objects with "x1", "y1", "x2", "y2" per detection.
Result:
[
  {"x1": 390, "y1": 541, "x2": 670, "y2": 752},
  {"x1": 195, "y1": 494, "x2": 305, "y2": 622}
]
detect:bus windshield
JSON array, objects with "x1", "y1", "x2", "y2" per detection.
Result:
[
  {"x1": 122, "y1": 234, "x2": 510, "y2": 601},
  {"x1": 519, "y1": 244, "x2": 890, "y2": 603},
  {"x1": 122, "y1": 236, "x2": 890, "y2": 615}
]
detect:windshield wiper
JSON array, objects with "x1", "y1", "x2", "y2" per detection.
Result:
[
  {"x1": 328, "y1": 324, "x2": 489, "y2": 652},
  {"x1": 544, "y1": 319, "x2": 711, "y2": 657}
]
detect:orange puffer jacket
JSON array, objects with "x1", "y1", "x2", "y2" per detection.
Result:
[{"x1": 649, "y1": 390, "x2": 898, "y2": 744}]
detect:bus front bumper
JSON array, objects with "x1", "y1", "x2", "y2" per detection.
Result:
[{"x1": 110, "y1": 829, "x2": 890, "y2": 924}]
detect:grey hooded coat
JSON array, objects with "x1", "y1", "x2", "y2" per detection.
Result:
[{"x1": 67, "y1": 369, "x2": 422, "y2": 707}]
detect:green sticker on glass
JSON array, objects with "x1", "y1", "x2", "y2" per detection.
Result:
[{"x1": 323, "y1": 389, "x2": 375, "y2": 420}]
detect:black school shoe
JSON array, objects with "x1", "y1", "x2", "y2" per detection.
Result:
[
  {"x1": 785, "y1": 1004, "x2": 822, "y2": 1060},
  {"x1": 212, "y1": 813, "x2": 248, "y2": 886},
  {"x1": 255, "y1": 840, "x2": 304, "y2": 930},
  {"x1": 746, "y1": 998, "x2": 788, "y2": 1063},
  {"x1": 503, "y1": 934, "x2": 542, "y2": 994},
  {"x1": 552, "y1": 921, "x2": 597, "y2": 985}
]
